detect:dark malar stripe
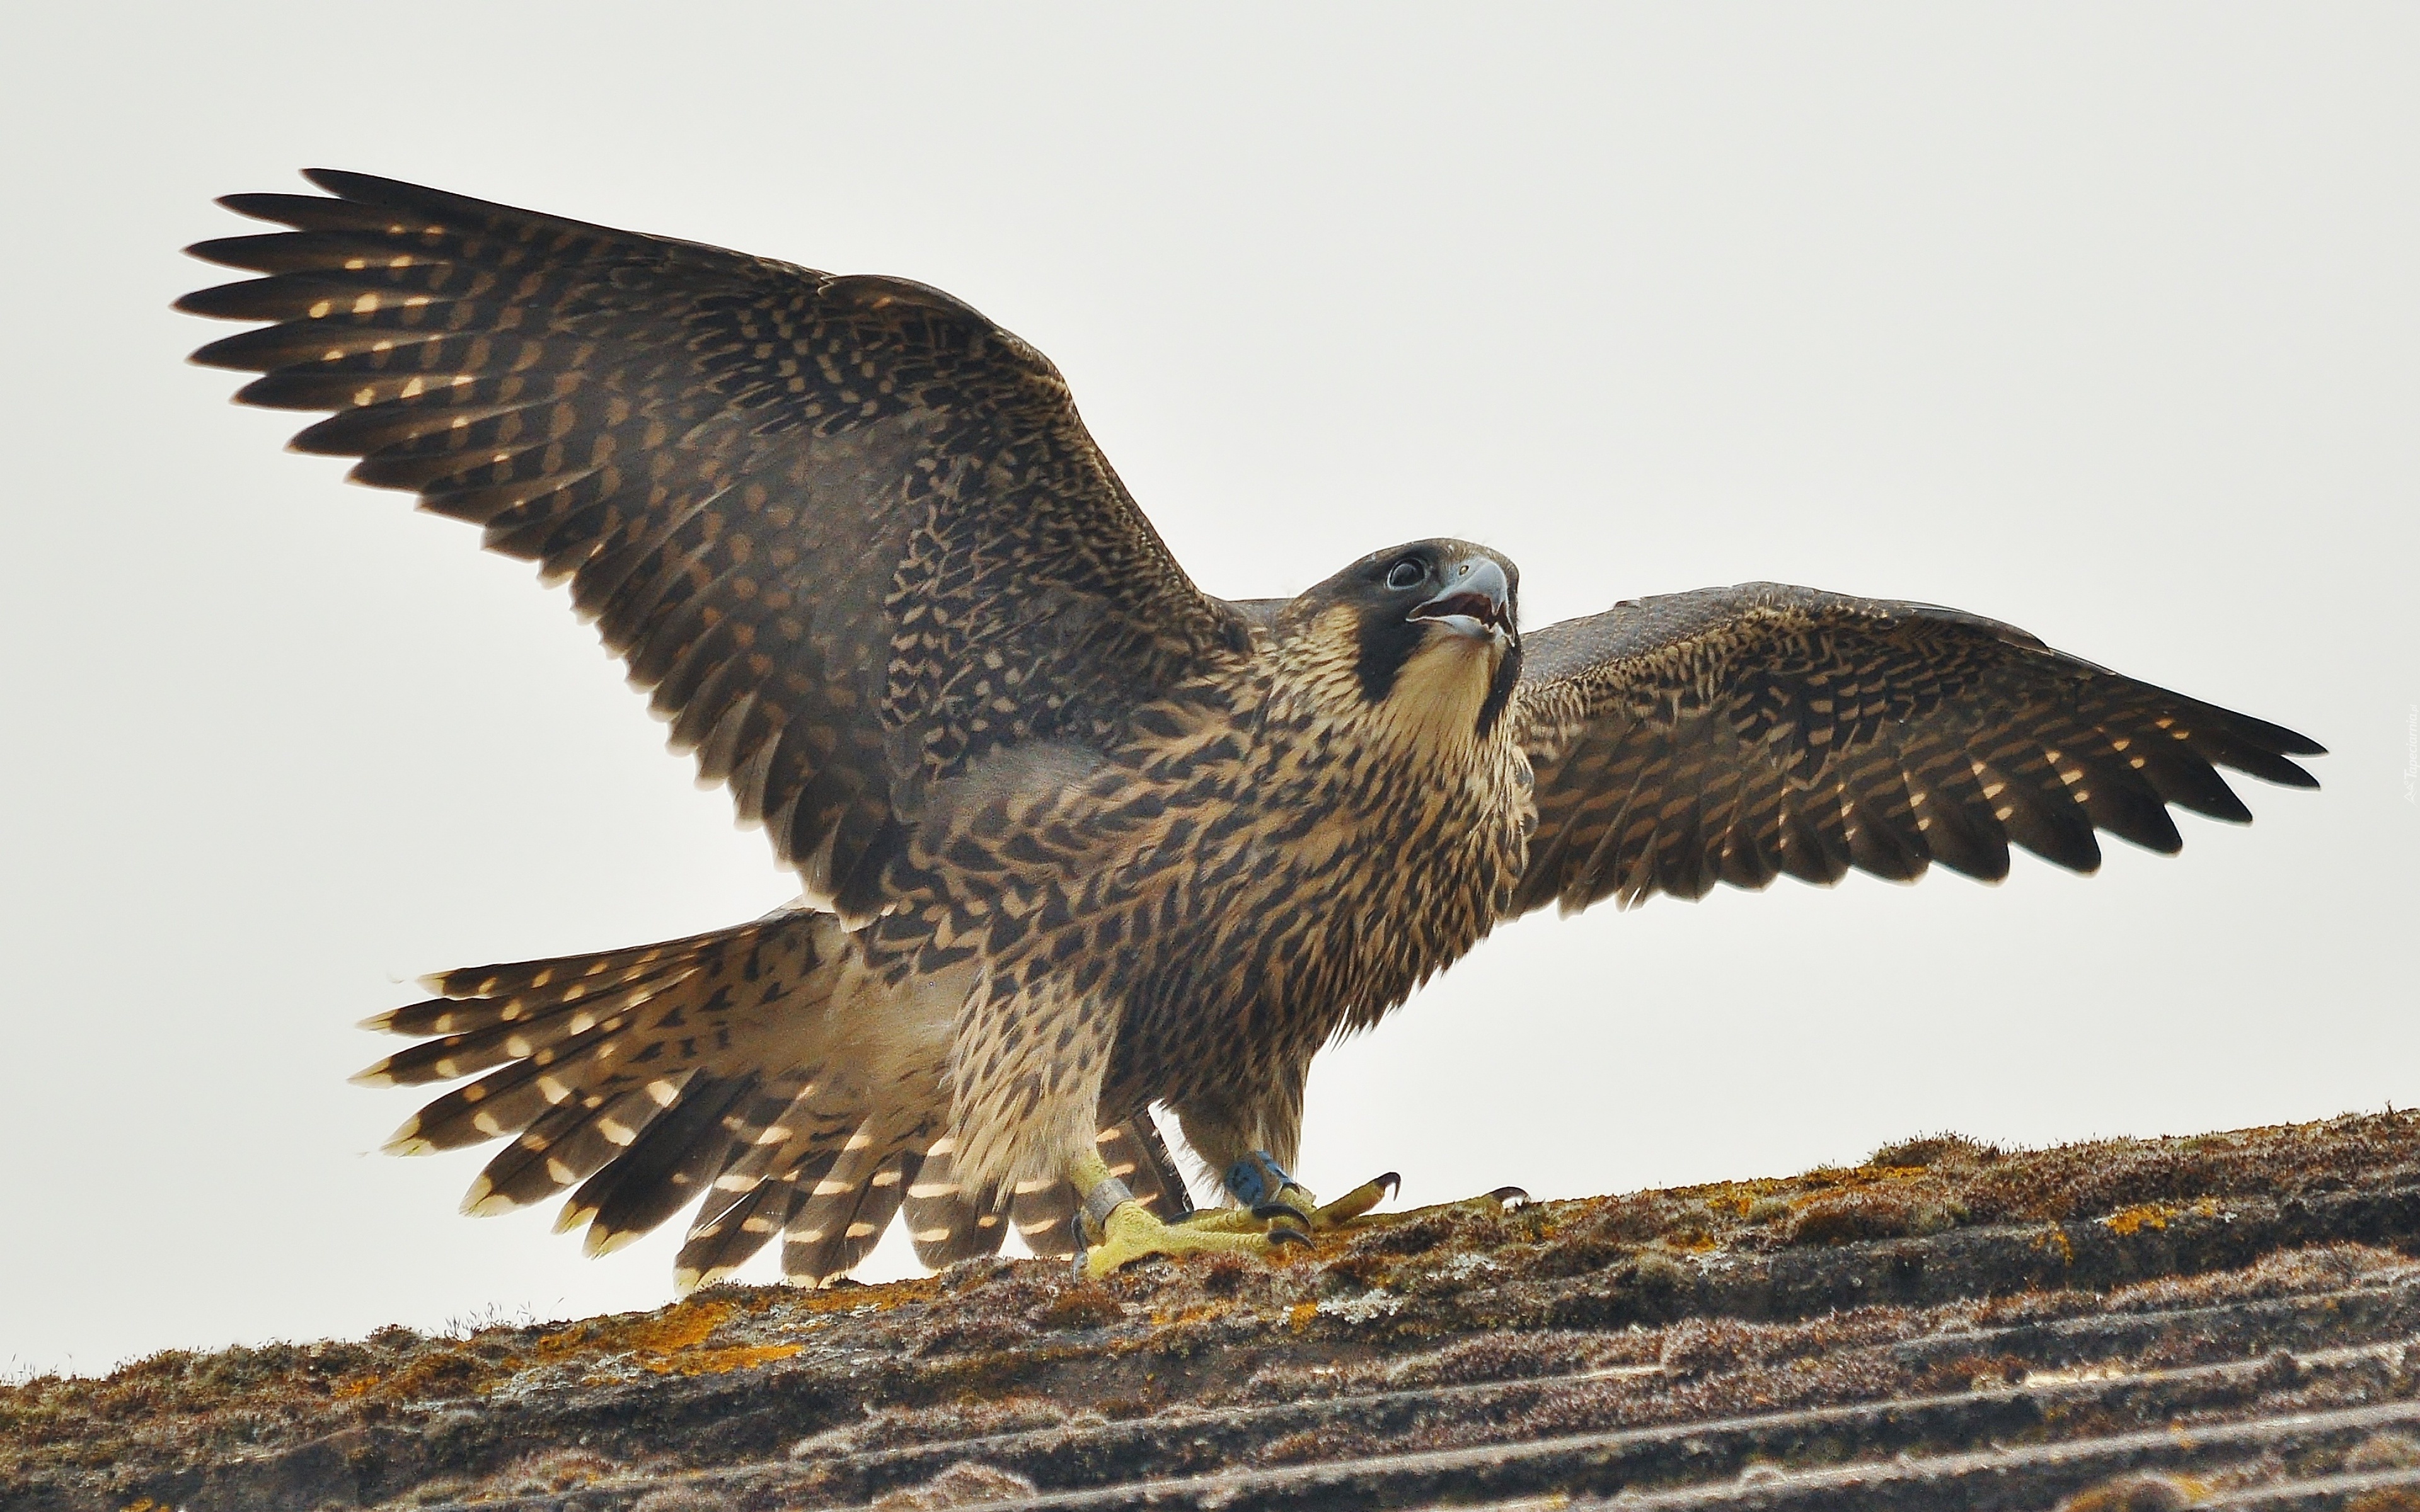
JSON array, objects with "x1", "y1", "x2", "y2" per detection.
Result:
[{"x1": 1354, "y1": 612, "x2": 1426, "y2": 705}]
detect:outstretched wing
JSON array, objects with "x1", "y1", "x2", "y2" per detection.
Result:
[
  {"x1": 1508, "y1": 583, "x2": 2321, "y2": 917},
  {"x1": 180, "y1": 170, "x2": 1246, "y2": 916}
]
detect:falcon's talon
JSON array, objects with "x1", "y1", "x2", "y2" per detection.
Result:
[
  {"x1": 1442, "y1": 1184, "x2": 1530, "y2": 1214},
  {"x1": 1308, "y1": 1172, "x2": 1400, "y2": 1228},
  {"x1": 1084, "y1": 1200, "x2": 1299, "y2": 1277},
  {"x1": 1173, "y1": 1168, "x2": 1403, "y2": 1239}
]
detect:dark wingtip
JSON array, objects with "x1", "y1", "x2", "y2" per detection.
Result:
[
  {"x1": 299, "y1": 168, "x2": 451, "y2": 217},
  {"x1": 2250, "y1": 719, "x2": 2327, "y2": 759},
  {"x1": 214, "y1": 190, "x2": 307, "y2": 221},
  {"x1": 300, "y1": 166, "x2": 376, "y2": 197},
  {"x1": 171, "y1": 280, "x2": 256, "y2": 319},
  {"x1": 2204, "y1": 702, "x2": 2325, "y2": 762}
]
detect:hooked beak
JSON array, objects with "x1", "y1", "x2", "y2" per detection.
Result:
[{"x1": 1407, "y1": 555, "x2": 1514, "y2": 644}]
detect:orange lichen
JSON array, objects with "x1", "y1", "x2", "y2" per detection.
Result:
[
  {"x1": 2104, "y1": 1203, "x2": 2175, "y2": 1237},
  {"x1": 616, "y1": 1302, "x2": 735, "y2": 1354},
  {"x1": 640, "y1": 1343, "x2": 802, "y2": 1376},
  {"x1": 530, "y1": 1298, "x2": 745, "y2": 1367},
  {"x1": 358, "y1": 1345, "x2": 496, "y2": 1402},
  {"x1": 792, "y1": 1274, "x2": 944, "y2": 1314}
]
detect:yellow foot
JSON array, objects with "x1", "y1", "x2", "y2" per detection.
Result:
[
  {"x1": 1177, "y1": 1169, "x2": 1404, "y2": 1236},
  {"x1": 1302, "y1": 1171, "x2": 1405, "y2": 1227},
  {"x1": 1085, "y1": 1200, "x2": 1310, "y2": 1278}
]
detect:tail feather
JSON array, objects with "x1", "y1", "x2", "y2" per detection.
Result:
[
  {"x1": 418, "y1": 922, "x2": 749, "y2": 1002},
  {"x1": 674, "y1": 1150, "x2": 829, "y2": 1285},
  {"x1": 357, "y1": 961, "x2": 704, "y2": 1084},
  {"x1": 360, "y1": 910, "x2": 1207, "y2": 1290},
  {"x1": 678, "y1": 1084, "x2": 948, "y2": 1291},
  {"x1": 903, "y1": 1136, "x2": 1010, "y2": 1269},
  {"x1": 357, "y1": 991, "x2": 661, "y2": 1090},
  {"x1": 1010, "y1": 1175, "x2": 1080, "y2": 1259},
  {"x1": 364, "y1": 956, "x2": 692, "y2": 1039},
  {"x1": 367, "y1": 905, "x2": 844, "y2": 1157},
  {"x1": 671, "y1": 1064, "x2": 875, "y2": 1271},
  {"x1": 378, "y1": 1029, "x2": 618, "y2": 1155},
  {"x1": 668, "y1": 1068, "x2": 858, "y2": 1285},
  {"x1": 568, "y1": 1072, "x2": 756, "y2": 1255},
  {"x1": 781, "y1": 1130, "x2": 925, "y2": 1286},
  {"x1": 464, "y1": 1087, "x2": 666, "y2": 1217},
  {"x1": 1105, "y1": 1117, "x2": 1194, "y2": 1222}
]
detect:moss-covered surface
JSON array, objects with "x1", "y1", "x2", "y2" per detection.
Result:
[{"x1": 8, "y1": 1111, "x2": 2420, "y2": 1510}]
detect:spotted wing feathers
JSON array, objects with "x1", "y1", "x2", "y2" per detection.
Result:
[
  {"x1": 183, "y1": 169, "x2": 1244, "y2": 918},
  {"x1": 1510, "y1": 583, "x2": 2321, "y2": 915}
]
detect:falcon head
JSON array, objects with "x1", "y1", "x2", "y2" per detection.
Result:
[{"x1": 1286, "y1": 538, "x2": 1523, "y2": 749}]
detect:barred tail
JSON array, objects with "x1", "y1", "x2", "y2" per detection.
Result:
[
  {"x1": 356, "y1": 905, "x2": 937, "y2": 1283},
  {"x1": 357, "y1": 908, "x2": 1196, "y2": 1289}
]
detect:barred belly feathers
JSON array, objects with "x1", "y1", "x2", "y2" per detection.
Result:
[{"x1": 182, "y1": 171, "x2": 2322, "y2": 1287}]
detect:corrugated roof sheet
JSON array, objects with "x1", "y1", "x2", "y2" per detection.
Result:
[{"x1": 10, "y1": 1112, "x2": 2420, "y2": 1511}]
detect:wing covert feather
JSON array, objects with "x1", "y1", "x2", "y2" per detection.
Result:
[
  {"x1": 181, "y1": 170, "x2": 1245, "y2": 915},
  {"x1": 1508, "y1": 583, "x2": 2320, "y2": 917}
]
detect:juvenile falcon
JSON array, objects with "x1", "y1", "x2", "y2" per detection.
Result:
[{"x1": 180, "y1": 171, "x2": 2323, "y2": 1285}]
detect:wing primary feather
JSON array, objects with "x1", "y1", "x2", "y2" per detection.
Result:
[
  {"x1": 182, "y1": 169, "x2": 1243, "y2": 915},
  {"x1": 1511, "y1": 584, "x2": 2313, "y2": 914}
]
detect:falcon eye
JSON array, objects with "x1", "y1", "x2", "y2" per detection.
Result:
[{"x1": 1385, "y1": 558, "x2": 1427, "y2": 592}]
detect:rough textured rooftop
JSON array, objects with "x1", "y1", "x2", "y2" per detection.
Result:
[{"x1": 11, "y1": 1111, "x2": 2420, "y2": 1511}]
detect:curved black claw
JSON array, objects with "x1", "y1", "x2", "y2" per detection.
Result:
[
  {"x1": 1251, "y1": 1203, "x2": 1313, "y2": 1228},
  {"x1": 1267, "y1": 1225, "x2": 1314, "y2": 1249},
  {"x1": 1375, "y1": 1172, "x2": 1402, "y2": 1199},
  {"x1": 1487, "y1": 1185, "x2": 1531, "y2": 1208}
]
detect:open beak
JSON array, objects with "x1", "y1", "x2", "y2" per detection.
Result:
[{"x1": 1407, "y1": 555, "x2": 1514, "y2": 644}]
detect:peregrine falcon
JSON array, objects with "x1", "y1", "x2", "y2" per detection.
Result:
[{"x1": 180, "y1": 171, "x2": 2322, "y2": 1285}]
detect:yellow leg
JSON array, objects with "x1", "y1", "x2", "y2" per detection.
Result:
[
  {"x1": 1175, "y1": 1170, "x2": 1402, "y2": 1234},
  {"x1": 1071, "y1": 1152, "x2": 1309, "y2": 1278},
  {"x1": 1184, "y1": 1152, "x2": 1526, "y2": 1240}
]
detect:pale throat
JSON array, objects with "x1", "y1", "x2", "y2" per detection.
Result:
[
  {"x1": 1372, "y1": 633, "x2": 1506, "y2": 767},
  {"x1": 1266, "y1": 607, "x2": 1509, "y2": 772}
]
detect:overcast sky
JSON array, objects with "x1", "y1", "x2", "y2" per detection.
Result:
[{"x1": 4, "y1": 4, "x2": 2412, "y2": 1379}]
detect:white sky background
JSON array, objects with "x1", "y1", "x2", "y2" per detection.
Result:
[{"x1": 2, "y1": 4, "x2": 2413, "y2": 1379}]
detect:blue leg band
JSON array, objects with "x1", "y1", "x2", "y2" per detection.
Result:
[{"x1": 1224, "y1": 1151, "x2": 1293, "y2": 1208}]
